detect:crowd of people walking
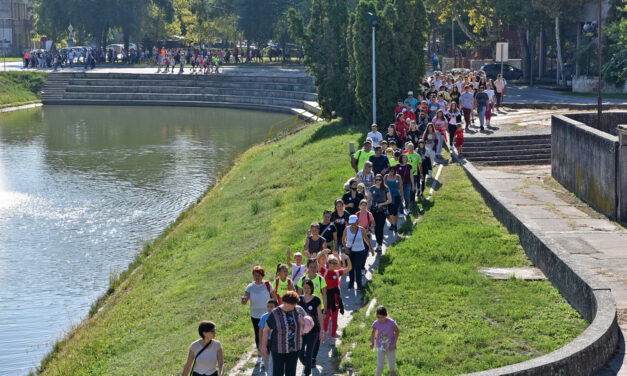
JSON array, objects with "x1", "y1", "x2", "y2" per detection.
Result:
[{"x1": 182, "y1": 68, "x2": 505, "y2": 376}]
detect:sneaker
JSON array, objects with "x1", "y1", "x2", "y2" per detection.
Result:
[
  {"x1": 376, "y1": 246, "x2": 382, "y2": 254},
  {"x1": 256, "y1": 356, "x2": 262, "y2": 364},
  {"x1": 261, "y1": 359, "x2": 265, "y2": 367},
  {"x1": 480, "y1": 126, "x2": 485, "y2": 131}
]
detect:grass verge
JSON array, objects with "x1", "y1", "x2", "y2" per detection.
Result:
[
  {"x1": 338, "y1": 165, "x2": 587, "y2": 375},
  {"x1": 0, "y1": 71, "x2": 47, "y2": 107},
  {"x1": 561, "y1": 91, "x2": 627, "y2": 100}
]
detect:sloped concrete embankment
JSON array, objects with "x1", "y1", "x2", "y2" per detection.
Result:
[{"x1": 459, "y1": 159, "x2": 618, "y2": 376}]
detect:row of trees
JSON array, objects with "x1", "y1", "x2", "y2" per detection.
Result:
[{"x1": 304, "y1": 0, "x2": 428, "y2": 123}]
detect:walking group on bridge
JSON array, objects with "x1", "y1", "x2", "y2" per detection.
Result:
[{"x1": 181, "y1": 68, "x2": 507, "y2": 376}]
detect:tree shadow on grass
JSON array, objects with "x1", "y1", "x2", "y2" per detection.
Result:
[{"x1": 302, "y1": 118, "x2": 368, "y2": 146}]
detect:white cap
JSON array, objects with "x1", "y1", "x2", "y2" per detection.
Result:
[
  {"x1": 348, "y1": 215, "x2": 359, "y2": 224},
  {"x1": 408, "y1": 91, "x2": 414, "y2": 95}
]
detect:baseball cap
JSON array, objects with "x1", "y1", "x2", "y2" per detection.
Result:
[
  {"x1": 408, "y1": 91, "x2": 414, "y2": 95},
  {"x1": 348, "y1": 215, "x2": 358, "y2": 224}
]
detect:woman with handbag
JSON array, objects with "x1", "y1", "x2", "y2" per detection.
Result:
[
  {"x1": 182, "y1": 321, "x2": 224, "y2": 376},
  {"x1": 369, "y1": 175, "x2": 392, "y2": 253},
  {"x1": 342, "y1": 215, "x2": 372, "y2": 291}
]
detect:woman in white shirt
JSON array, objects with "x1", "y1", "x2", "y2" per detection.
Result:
[
  {"x1": 485, "y1": 82, "x2": 496, "y2": 127},
  {"x1": 182, "y1": 321, "x2": 224, "y2": 376}
]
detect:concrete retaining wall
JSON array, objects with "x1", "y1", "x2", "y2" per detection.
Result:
[
  {"x1": 552, "y1": 115, "x2": 619, "y2": 218},
  {"x1": 460, "y1": 159, "x2": 618, "y2": 376},
  {"x1": 573, "y1": 77, "x2": 627, "y2": 94}
]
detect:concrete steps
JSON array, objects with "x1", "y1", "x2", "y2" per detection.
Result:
[
  {"x1": 65, "y1": 85, "x2": 317, "y2": 101},
  {"x1": 462, "y1": 134, "x2": 551, "y2": 165},
  {"x1": 41, "y1": 71, "x2": 321, "y2": 120}
]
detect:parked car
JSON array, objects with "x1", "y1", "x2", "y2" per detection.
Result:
[
  {"x1": 480, "y1": 63, "x2": 523, "y2": 81},
  {"x1": 448, "y1": 67, "x2": 471, "y2": 75}
]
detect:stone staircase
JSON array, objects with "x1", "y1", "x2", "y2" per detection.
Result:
[
  {"x1": 41, "y1": 72, "x2": 322, "y2": 120},
  {"x1": 462, "y1": 134, "x2": 552, "y2": 165}
]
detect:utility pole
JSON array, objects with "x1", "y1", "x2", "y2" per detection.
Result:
[
  {"x1": 597, "y1": 0, "x2": 603, "y2": 129},
  {"x1": 367, "y1": 12, "x2": 378, "y2": 125}
]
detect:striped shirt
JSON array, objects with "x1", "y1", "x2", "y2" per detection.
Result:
[{"x1": 266, "y1": 306, "x2": 306, "y2": 354}]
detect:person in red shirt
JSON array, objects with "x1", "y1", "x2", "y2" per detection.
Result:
[
  {"x1": 454, "y1": 123, "x2": 465, "y2": 156},
  {"x1": 396, "y1": 117, "x2": 408, "y2": 141},
  {"x1": 318, "y1": 252, "x2": 352, "y2": 344},
  {"x1": 394, "y1": 99, "x2": 404, "y2": 115},
  {"x1": 402, "y1": 103, "x2": 416, "y2": 121}
]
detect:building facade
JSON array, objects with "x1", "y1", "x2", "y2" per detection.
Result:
[{"x1": 0, "y1": 0, "x2": 34, "y2": 56}]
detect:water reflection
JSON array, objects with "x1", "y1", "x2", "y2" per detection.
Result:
[{"x1": 0, "y1": 106, "x2": 286, "y2": 375}]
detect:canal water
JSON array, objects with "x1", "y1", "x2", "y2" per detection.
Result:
[{"x1": 0, "y1": 106, "x2": 287, "y2": 375}]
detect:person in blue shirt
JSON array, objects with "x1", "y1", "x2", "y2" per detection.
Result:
[
  {"x1": 431, "y1": 52, "x2": 439, "y2": 71},
  {"x1": 404, "y1": 91, "x2": 418, "y2": 110},
  {"x1": 259, "y1": 299, "x2": 279, "y2": 373}
]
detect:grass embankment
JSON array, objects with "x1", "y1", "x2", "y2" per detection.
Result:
[
  {"x1": 562, "y1": 91, "x2": 627, "y2": 100},
  {"x1": 0, "y1": 71, "x2": 47, "y2": 108},
  {"x1": 38, "y1": 119, "x2": 586, "y2": 375},
  {"x1": 39, "y1": 119, "x2": 362, "y2": 375},
  {"x1": 339, "y1": 165, "x2": 588, "y2": 375}
]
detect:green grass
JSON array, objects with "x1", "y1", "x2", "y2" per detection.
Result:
[
  {"x1": 338, "y1": 166, "x2": 587, "y2": 375},
  {"x1": 37, "y1": 119, "x2": 586, "y2": 375},
  {"x1": 0, "y1": 71, "x2": 47, "y2": 107}
]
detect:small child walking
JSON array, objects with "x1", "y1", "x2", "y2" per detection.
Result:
[
  {"x1": 370, "y1": 305, "x2": 399, "y2": 376},
  {"x1": 258, "y1": 299, "x2": 278, "y2": 375},
  {"x1": 454, "y1": 123, "x2": 465, "y2": 157}
]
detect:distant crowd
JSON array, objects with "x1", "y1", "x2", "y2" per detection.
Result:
[{"x1": 22, "y1": 45, "x2": 304, "y2": 72}]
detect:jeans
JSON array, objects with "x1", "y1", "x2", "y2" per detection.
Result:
[
  {"x1": 272, "y1": 351, "x2": 299, "y2": 376},
  {"x1": 477, "y1": 106, "x2": 487, "y2": 128},
  {"x1": 403, "y1": 184, "x2": 412, "y2": 209},
  {"x1": 496, "y1": 92, "x2": 503, "y2": 107},
  {"x1": 299, "y1": 330, "x2": 319, "y2": 376},
  {"x1": 348, "y1": 250, "x2": 367, "y2": 288},
  {"x1": 373, "y1": 211, "x2": 387, "y2": 246},
  {"x1": 376, "y1": 349, "x2": 397, "y2": 376}
]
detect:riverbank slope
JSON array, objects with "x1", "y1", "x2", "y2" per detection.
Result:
[
  {"x1": 37, "y1": 119, "x2": 586, "y2": 375},
  {"x1": 0, "y1": 71, "x2": 47, "y2": 108}
]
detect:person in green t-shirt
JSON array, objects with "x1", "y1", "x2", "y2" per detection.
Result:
[
  {"x1": 405, "y1": 143, "x2": 422, "y2": 203},
  {"x1": 297, "y1": 258, "x2": 328, "y2": 310},
  {"x1": 352, "y1": 139, "x2": 375, "y2": 173}
]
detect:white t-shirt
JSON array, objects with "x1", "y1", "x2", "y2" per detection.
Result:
[
  {"x1": 246, "y1": 281, "x2": 274, "y2": 318},
  {"x1": 291, "y1": 263, "x2": 306, "y2": 283},
  {"x1": 190, "y1": 339, "x2": 221, "y2": 375},
  {"x1": 433, "y1": 80, "x2": 443, "y2": 90},
  {"x1": 367, "y1": 131, "x2": 383, "y2": 147},
  {"x1": 485, "y1": 89, "x2": 495, "y2": 103}
]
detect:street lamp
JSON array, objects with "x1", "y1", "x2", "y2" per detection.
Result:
[
  {"x1": 597, "y1": 0, "x2": 603, "y2": 129},
  {"x1": 366, "y1": 12, "x2": 377, "y2": 124}
]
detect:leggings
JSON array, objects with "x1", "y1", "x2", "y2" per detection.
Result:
[
  {"x1": 251, "y1": 316, "x2": 261, "y2": 350},
  {"x1": 486, "y1": 103, "x2": 493, "y2": 121},
  {"x1": 324, "y1": 308, "x2": 339, "y2": 337},
  {"x1": 448, "y1": 124, "x2": 457, "y2": 147},
  {"x1": 299, "y1": 330, "x2": 320, "y2": 376},
  {"x1": 348, "y1": 250, "x2": 367, "y2": 288},
  {"x1": 373, "y1": 210, "x2": 387, "y2": 246},
  {"x1": 376, "y1": 349, "x2": 397, "y2": 376},
  {"x1": 462, "y1": 108, "x2": 472, "y2": 125}
]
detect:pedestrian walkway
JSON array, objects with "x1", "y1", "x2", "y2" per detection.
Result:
[{"x1": 469, "y1": 164, "x2": 627, "y2": 376}]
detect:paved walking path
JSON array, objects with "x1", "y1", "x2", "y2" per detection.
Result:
[
  {"x1": 228, "y1": 164, "x2": 444, "y2": 376},
  {"x1": 470, "y1": 164, "x2": 627, "y2": 376}
]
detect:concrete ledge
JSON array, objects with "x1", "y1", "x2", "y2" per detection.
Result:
[
  {"x1": 459, "y1": 158, "x2": 619, "y2": 376},
  {"x1": 41, "y1": 99, "x2": 319, "y2": 121},
  {"x1": 505, "y1": 102, "x2": 627, "y2": 111}
]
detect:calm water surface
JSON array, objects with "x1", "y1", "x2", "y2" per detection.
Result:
[{"x1": 0, "y1": 106, "x2": 286, "y2": 375}]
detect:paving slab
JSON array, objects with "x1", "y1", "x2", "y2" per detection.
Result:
[
  {"x1": 478, "y1": 267, "x2": 547, "y2": 280},
  {"x1": 472, "y1": 166, "x2": 627, "y2": 375}
]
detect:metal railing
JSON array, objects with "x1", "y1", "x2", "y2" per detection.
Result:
[{"x1": 264, "y1": 109, "x2": 322, "y2": 143}]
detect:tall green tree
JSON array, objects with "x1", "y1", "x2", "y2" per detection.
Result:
[
  {"x1": 304, "y1": 0, "x2": 356, "y2": 121},
  {"x1": 392, "y1": 0, "x2": 428, "y2": 91},
  {"x1": 351, "y1": 0, "x2": 377, "y2": 122}
]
